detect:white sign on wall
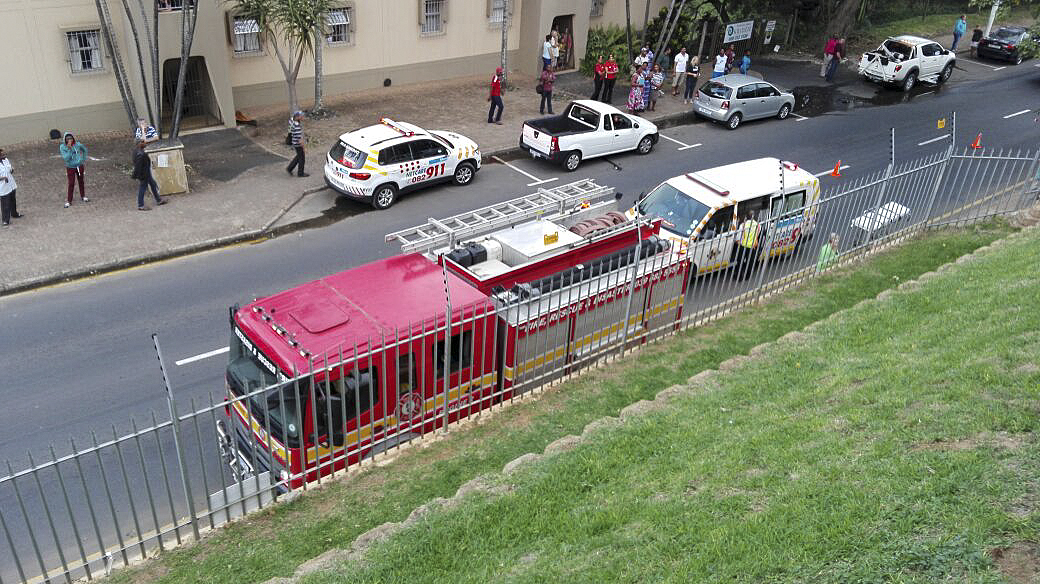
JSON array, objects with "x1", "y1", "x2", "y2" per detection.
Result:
[
  {"x1": 724, "y1": 20, "x2": 755, "y2": 43},
  {"x1": 764, "y1": 20, "x2": 777, "y2": 44}
]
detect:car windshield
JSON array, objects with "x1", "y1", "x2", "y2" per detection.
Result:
[
  {"x1": 227, "y1": 329, "x2": 304, "y2": 448},
  {"x1": 329, "y1": 140, "x2": 366, "y2": 169},
  {"x1": 700, "y1": 81, "x2": 731, "y2": 99},
  {"x1": 637, "y1": 183, "x2": 711, "y2": 237},
  {"x1": 993, "y1": 28, "x2": 1022, "y2": 41}
]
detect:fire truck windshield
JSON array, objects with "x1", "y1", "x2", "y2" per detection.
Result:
[
  {"x1": 227, "y1": 333, "x2": 303, "y2": 448},
  {"x1": 638, "y1": 183, "x2": 711, "y2": 237}
]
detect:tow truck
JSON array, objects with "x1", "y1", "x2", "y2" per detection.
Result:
[{"x1": 219, "y1": 180, "x2": 689, "y2": 489}]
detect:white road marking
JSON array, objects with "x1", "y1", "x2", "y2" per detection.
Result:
[
  {"x1": 993, "y1": 66, "x2": 1006, "y2": 71},
  {"x1": 678, "y1": 143, "x2": 703, "y2": 151},
  {"x1": 917, "y1": 134, "x2": 950, "y2": 146},
  {"x1": 1003, "y1": 109, "x2": 1031, "y2": 119},
  {"x1": 491, "y1": 155, "x2": 547, "y2": 183},
  {"x1": 917, "y1": 90, "x2": 935, "y2": 96},
  {"x1": 791, "y1": 113, "x2": 809, "y2": 121},
  {"x1": 659, "y1": 134, "x2": 693, "y2": 149},
  {"x1": 958, "y1": 59, "x2": 1002, "y2": 70},
  {"x1": 1035, "y1": 63, "x2": 1040, "y2": 68},
  {"x1": 527, "y1": 177, "x2": 559, "y2": 187},
  {"x1": 176, "y1": 346, "x2": 230, "y2": 366},
  {"x1": 814, "y1": 165, "x2": 850, "y2": 177}
]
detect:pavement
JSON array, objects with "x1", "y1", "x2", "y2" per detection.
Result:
[{"x1": 0, "y1": 46, "x2": 1006, "y2": 295}]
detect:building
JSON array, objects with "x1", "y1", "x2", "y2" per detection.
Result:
[{"x1": 0, "y1": 0, "x2": 668, "y2": 144}]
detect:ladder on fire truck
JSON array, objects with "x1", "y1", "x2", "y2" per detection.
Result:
[{"x1": 385, "y1": 179, "x2": 614, "y2": 254}]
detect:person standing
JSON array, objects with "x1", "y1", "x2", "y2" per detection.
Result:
[
  {"x1": 634, "y1": 47, "x2": 650, "y2": 69},
  {"x1": 952, "y1": 15, "x2": 966, "y2": 51},
  {"x1": 627, "y1": 65, "x2": 646, "y2": 112},
  {"x1": 647, "y1": 64, "x2": 664, "y2": 111},
  {"x1": 59, "y1": 133, "x2": 89, "y2": 208},
  {"x1": 970, "y1": 25, "x2": 983, "y2": 58},
  {"x1": 656, "y1": 47, "x2": 672, "y2": 85},
  {"x1": 712, "y1": 49, "x2": 727, "y2": 78},
  {"x1": 550, "y1": 30, "x2": 560, "y2": 68},
  {"x1": 683, "y1": 56, "x2": 700, "y2": 104},
  {"x1": 816, "y1": 233, "x2": 840, "y2": 271},
  {"x1": 286, "y1": 111, "x2": 308, "y2": 177},
  {"x1": 487, "y1": 67, "x2": 504, "y2": 124},
  {"x1": 724, "y1": 44, "x2": 736, "y2": 73},
  {"x1": 591, "y1": 55, "x2": 606, "y2": 101},
  {"x1": 131, "y1": 140, "x2": 166, "y2": 211},
  {"x1": 561, "y1": 28, "x2": 572, "y2": 68},
  {"x1": 739, "y1": 50, "x2": 752, "y2": 75},
  {"x1": 825, "y1": 38, "x2": 845, "y2": 82},
  {"x1": 0, "y1": 148, "x2": 23, "y2": 226},
  {"x1": 820, "y1": 35, "x2": 837, "y2": 77},
  {"x1": 736, "y1": 209, "x2": 761, "y2": 279},
  {"x1": 641, "y1": 65, "x2": 653, "y2": 110},
  {"x1": 603, "y1": 55, "x2": 619, "y2": 103},
  {"x1": 645, "y1": 46, "x2": 655, "y2": 70},
  {"x1": 672, "y1": 47, "x2": 689, "y2": 96},
  {"x1": 134, "y1": 118, "x2": 158, "y2": 144},
  {"x1": 542, "y1": 34, "x2": 552, "y2": 69},
  {"x1": 539, "y1": 65, "x2": 556, "y2": 115}
]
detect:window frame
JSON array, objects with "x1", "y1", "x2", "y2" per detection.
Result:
[
  {"x1": 229, "y1": 14, "x2": 264, "y2": 56},
  {"x1": 610, "y1": 113, "x2": 633, "y2": 130},
  {"x1": 590, "y1": 0, "x2": 605, "y2": 17},
  {"x1": 419, "y1": 0, "x2": 448, "y2": 37},
  {"x1": 65, "y1": 29, "x2": 105, "y2": 75},
  {"x1": 735, "y1": 84, "x2": 756, "y2": 99},
  {"x1": 324, "y1": 4, "x2": 356, "y2": 47},
  {"x1": 411, "y1": 139, "x2": 448, "y2": 159},
  {"x1": 487, "y1": 0, "x2": 507, "y2": 24},
  {"x1": 379, "y1": 142, "x2": 415, "y2": 166},
  {"x1": 435, "y1": 330, "x2": 473, "y2": 379}
]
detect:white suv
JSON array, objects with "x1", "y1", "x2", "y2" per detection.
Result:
[
  {"x1": 858, "y1": 35, "x2": 956, "y2": 91},
  {"x1": 324, "y1": 119, "x2": 481, "y2": 210}
]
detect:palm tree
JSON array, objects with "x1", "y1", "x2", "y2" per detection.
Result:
[
  {"x1": 94, "y1": 0, "x2": 138, "y2": 128},
  {"x1": 312, "y1": 18, "x2": 327, "y2": 115},
  {"x1": 117, "y1": 0, "x2": 156, "y2": 130},
  {"x1": 170, "y1": 0, "x2": 200, "y2": 138}
]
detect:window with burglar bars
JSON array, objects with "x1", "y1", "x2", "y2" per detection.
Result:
[
  {"x1": 420, "y1": 0, "x2": 444, "y2": 35},
  {"x1": 66, "y1": 30, "x2": 103, "y2": 73},
  {"x1": 489, "y1": 0, "x2": 505, "y2": 23},
  {"x1": 590, "y1": 0, "x2": 604, "y2": 17},
  {"x1": 326, "y1": 7, "x2": 352, "y2": 45},
  {"x1": 233, "y1": 16, "x2": 262, "y2": 54},
  {"x1": 157, "y1": 0, "x2": 196, "y2": 11}
]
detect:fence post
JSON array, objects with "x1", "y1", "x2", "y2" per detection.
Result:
[
  {"x1": 866, "y1": 128, "x2": 896, "y2": 247},
  {"x1": 619, "y1": 219, "x2": 644, "y2": 356},
  {"x1": 752, "y1": 159, "x2": 784, "y2": 298},
  {"x1": 922, "y1": 111, "x2": 956, "y2": 226},
  {"x1": 151, "y1": 333, "x2": 201, "y2": 542}
]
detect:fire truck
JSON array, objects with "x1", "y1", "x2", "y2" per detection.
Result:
[{"x1": 218, "y1": 179, "x2": 690, "y2": 489}]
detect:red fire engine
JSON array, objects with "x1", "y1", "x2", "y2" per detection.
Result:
[{"x1": 218, "y1": 179, "x2": 689, "y2": 489}]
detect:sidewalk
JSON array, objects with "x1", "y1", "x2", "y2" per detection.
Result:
[{"x1": 0, "y1": 59, "x2": 844, "y2": 295}]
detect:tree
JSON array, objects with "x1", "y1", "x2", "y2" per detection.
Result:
[
  {"x1": 94, "y1": 0, "x2": 138, "y2": 128},
  {"x1": 227, "y1": 0, "x2": 333, "y2": 116},
  {"x1": 170, "y1": 0, "x2": 200, "y2": 138},
  {"x1": 312, "y1": 18, "x2": 327, "y2": 114}
]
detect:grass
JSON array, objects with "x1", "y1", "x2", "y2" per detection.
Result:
[
  {"x1": 847, "y1": 7, "x2": 1037, "y2": 54},
  {"x1": 308, "y1": 225, "x2": 1040, "y2": 583},
  {"x1": 108, "y1": 223, "x2": 1018, "y2": 584}
]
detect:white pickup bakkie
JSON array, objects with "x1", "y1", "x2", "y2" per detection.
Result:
[{"x1": 858, "y1": 35, "x2": 955, "y2": 91}]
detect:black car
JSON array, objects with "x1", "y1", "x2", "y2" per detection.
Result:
[{"x1": 977, "y1": 26, "x2": 1032, "y2": 65}]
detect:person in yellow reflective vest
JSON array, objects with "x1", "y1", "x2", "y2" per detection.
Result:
[{"x1": 736, "y1": 209, "x2": 761, "y2": 279}]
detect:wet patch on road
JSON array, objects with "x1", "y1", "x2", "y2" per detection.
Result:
[
  {"x1": 792, "y1": 82, "x2": 949, "y2": 117},
  {"x1": 267, "y1": 192, "x2": 367, "y2": 238}
]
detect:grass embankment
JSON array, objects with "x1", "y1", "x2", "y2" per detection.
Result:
[
  {"x1": 110, "y1": 224, "x2": 1019, "y2": 584},
  {"x1": 846, "y1": 8, "x2": 1036, "y2": 54}
]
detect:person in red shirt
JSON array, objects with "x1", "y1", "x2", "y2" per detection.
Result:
[
  {"x1": 590, "y1": 55, "x2": 606, "y2": 101},
  {"x1": 487, "y1": 67, "x2": 504, "y2": 124},
  {"x1": 603, "y1": 54, "x2": 619, "y2": 103}
]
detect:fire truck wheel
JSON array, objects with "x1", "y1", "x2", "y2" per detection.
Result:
[
  {"x1": 563, "y1": 151, "x2": 582, "y2": 172},
  {"x1": 372, "y1": 184, "x2": 398, "y2": 210},
  {"x1": 453, "y1": 161, "x2": 476, "y2": 186}
]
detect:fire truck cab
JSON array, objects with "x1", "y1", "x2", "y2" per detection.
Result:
[{"x1": 220, "y1": 179, "x2": 689, "y2": 489}]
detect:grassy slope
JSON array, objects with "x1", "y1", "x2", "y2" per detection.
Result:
[
  {"x1": 108, "y1": 224, "x2": 1016, "y2": 583},
  {"x1": 846, "y1": 7, "x2": 1036, "y2": 54},
  {"x1": 312, "y1": 226, "x2": 1040, "y2": 583}
]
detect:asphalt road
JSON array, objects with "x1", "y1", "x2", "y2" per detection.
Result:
[{"x1": 1, "y1": 58, "x2": 1037, "y2": 582}]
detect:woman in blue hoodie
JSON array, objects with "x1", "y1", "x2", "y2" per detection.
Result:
[{"x1": 59, "y1": 132, "x2": 89, "y2": 208}]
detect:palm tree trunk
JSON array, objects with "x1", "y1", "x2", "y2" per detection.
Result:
[
  {"x1": 654, "y1": 0, "x2": 677, "y2": 59},
  {"x1": 312, "y1": 23, "x2": 324, "y2": 113},
  {"x1": 134, "y1": 0, "x2": 161, "y2": 132},
  {"x1": 625, "y1": 0, "x2": 634, "y2": 70},
  {"x1": 94, "y1": 0, "x2": 138, "y2": 128},
  {"x1": 499, "y1": 0, "x2": 509, "y2": 84},
  {"x1": 119, "y1": 0, "x2": 155, "y2": 131},
  {"x1": 658, "y1": 0, "x2": 686, "y2": 59},
  {"x1": 640, "y1": 0, "x2": 652, "y2": 46},
  {"x1": 170, "y1": 0, "x2": 199, "y2": 138}
]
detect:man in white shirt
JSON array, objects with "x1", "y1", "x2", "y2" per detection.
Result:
[
  {"x1": 672, "y1": 48, "x2": 689, "y2": 96},
  {"x1": 0, "y1": 148, "x2": 22, "y2": 226},
  {"x1": 542, "y1": 34, "x2": 552, "y2": 69},
  {"x1": 634, "y1": 47, "x2": 649, "y2": 68},
  {"x1": 712, "y1": 49, "x2": 727, "y2": 78}
]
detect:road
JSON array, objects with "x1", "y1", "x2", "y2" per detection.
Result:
[{"x1": 0, "y1": 57, "x2": 1037, "y2": 583}]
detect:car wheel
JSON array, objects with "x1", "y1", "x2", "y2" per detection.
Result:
[
  {"x1": 727, "y1": 113, "x2": 742, "y2": 130},
  {"x1": 1014, "y1": 54, "x2": 1023, "y2": 65},
  {"x1": 372, "y1": 184, "x2": 398, "y2": 210},
  {"x1": 939, "y1": 63, "x2": 953, "y2": 84},
  {"x1": 901, "y1": 71, "x2": 917, "y2": 92},
  {"x1": 637, "y1": 136, "x2": 654, "y2": 155},
  {"x1": 777, "y1": 103, "x2": 791, "y2": 120},
  {"x1": 563, "y1": 151, "x2": 582, "y2": 171},
  {"x1": 453, "y1": 161, "x2": 476, "y2": 186}
]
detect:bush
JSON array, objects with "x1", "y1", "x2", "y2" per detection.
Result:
[{"x1": 581, "y1": 25, "x2": 640, "y2": 76}]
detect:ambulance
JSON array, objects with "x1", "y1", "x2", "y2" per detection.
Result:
[
  {"x1": 324, "y1": 118, "x2": 481, "y2": 210},
  {"x1": 627, "y1": 158, "x2": 820, "y2": 275}
]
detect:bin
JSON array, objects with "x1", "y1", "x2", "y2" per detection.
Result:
[{"x1": 146, "y1": 139, "x2": 189, "y2": 195}]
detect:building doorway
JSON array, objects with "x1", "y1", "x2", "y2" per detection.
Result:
[
  {"x1": 551, "y1": 14, "x2": 574, "y2": 70},
  {"x1": 162, "y1": 56, "x2": 221, "y2": 131}
]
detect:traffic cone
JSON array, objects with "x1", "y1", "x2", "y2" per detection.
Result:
[
  {"x1": 970, "y1": 132, "x2": 983, "y2": 149},
  {"x1": 830, "y1": 160, "x2": 842, "y2": 177}
]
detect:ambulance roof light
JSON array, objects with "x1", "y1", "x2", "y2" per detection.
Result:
[
  {"x1": 685, "y1": 173, "x2": 730, "y2": 196},
  {"x1": 782, "y1": 161, "x2": 799, "y2": 171},
  {"x1": 379, "y1": 118, "x2": 414, "y2": 137}
]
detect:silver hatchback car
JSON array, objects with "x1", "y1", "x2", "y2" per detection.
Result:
[{"x1": 693, "y1": 74, "x2": 795, "y2": 130}]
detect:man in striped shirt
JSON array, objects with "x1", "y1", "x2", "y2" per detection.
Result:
[{"x1": 287, "y1": 111, "x2": 308, "y2": 178}]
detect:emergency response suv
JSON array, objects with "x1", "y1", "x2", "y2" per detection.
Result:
[{"x1": 324, "y1": 118, "x2": 481, "y2": 209}]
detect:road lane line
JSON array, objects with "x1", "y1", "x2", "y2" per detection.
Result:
[
  {"x1": 1003, "y1": 109, "x2": 1031, "y2": 119},
  {"x1": 791, "y1": 113, "x2": 808, "y2": 121},
  {"x1": 491, "y1": 155, "x2": 545, "y2": 183},
  {"x1": 917, "y1": 134, "x2": 950, "y2": 146},
  {"x1": 958, "y1": 59, "x2": 1001, "y2": 70},
  {"x1": 659, "y1": 134, "x2": 693, "y2": 148},
  {"x1": 917, "y1": 90, "x2": 935, "y2": 96},
  {"x1": 813, "y1": 165, "x2": 850, "y2": 177},
  {"x1": 527, "y1": 177, "x2": 559, "y2": 187},
  {"x1": 677, "y1": 142, "x2": 703, "y2": 151},
  {"x1": 993, "y1": 66, "x2": 1006, "y2": 71},
  {"x1": 176, "y1": 346, "x2": 229, "y2": 366}
]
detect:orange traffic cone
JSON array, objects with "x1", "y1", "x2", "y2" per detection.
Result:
[
  {"x1": 970, "y1": 132, "x2": 983, "y2": 149},
  {"x1": 830, "y1": 160, "x2": 843, "y2": 177}
]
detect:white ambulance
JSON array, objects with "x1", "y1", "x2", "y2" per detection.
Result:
[
  {"x1": 324, "y1": 118, "x2": 481, "y2": 210},
  {"x1": 628, "y1": 158, "x2": 820, "y2": 275}
]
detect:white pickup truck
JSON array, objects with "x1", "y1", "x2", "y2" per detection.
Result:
[
  {"x1": 858, "y1": 35, "x2": 956, "y2": 91},
  {"x1": 519, "y1": 100, "x2": 659, "y2": 171}
]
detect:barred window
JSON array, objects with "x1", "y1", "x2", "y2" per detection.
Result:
[
  {"x1": 420, "y1": 0, "x2": 444, "y2": 35},
  {"x1": 233, "y1": 16, "x2": 262, "y2": 54},
  {"x1": 67, "y1": 30, "x2": 103, "y2": 73},
  {"x1": 326, "y1": 8, "x2": 351, "y2": 45},
  {"x1": 590, "y1": 0, "x2": 605, "y2": 17},
  {"x1": 489, "y1": 0, "x2": 505, "y2": 23},
  {"x1": 157, "y1": 0, "x2": 196, "y2": 12}
]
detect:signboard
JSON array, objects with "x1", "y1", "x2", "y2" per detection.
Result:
[
  {"x1": 724, "y1": 20, "x2": 755, "y2": 43},
  {"x1": 937, "y1": 118, "x2": 946, "y2": 129},
  {"x1": 764, "y1": 20, "x2": 777, "y2": 44}
]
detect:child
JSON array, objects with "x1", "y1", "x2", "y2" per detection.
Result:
[
  {"x1": 970, "y1": 25, "x2": 983, "y2": 58},
  {"x1": 739, "y1": 51, "x2": 752, "y2": 75}
]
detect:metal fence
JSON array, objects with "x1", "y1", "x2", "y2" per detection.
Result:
[{"x1": 2, "y1": 142, "x2": 1038, "y2": 584}]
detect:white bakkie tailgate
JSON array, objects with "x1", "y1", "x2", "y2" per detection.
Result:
[{"x1": 521, "y1": 123, "x2": 553, "y2": 155}]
